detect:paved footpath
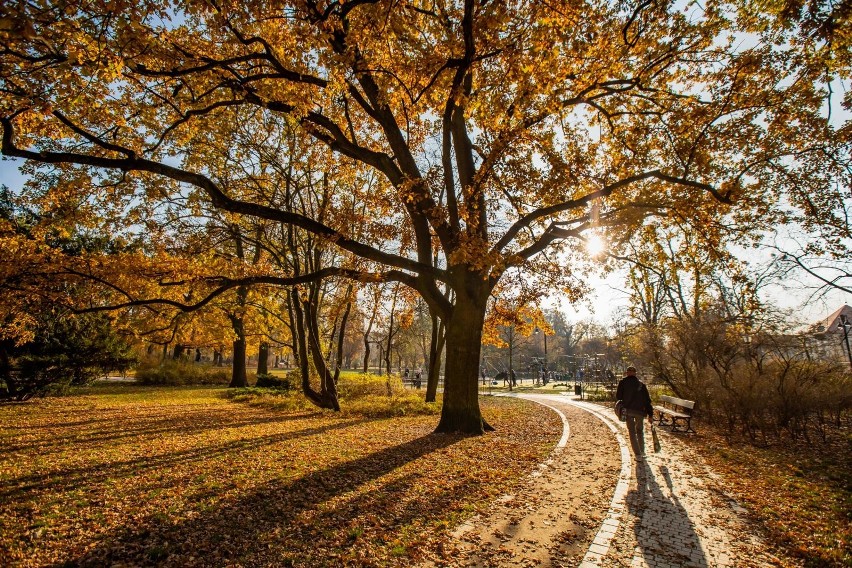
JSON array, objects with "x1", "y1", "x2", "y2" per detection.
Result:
[{"x1": 426, "y1": 394, "x2": 782, "y2": 567}]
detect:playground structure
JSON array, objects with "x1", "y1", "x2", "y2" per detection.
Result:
[{"x1": 478, "y1": 352, "x2": 625, "y2": 399}]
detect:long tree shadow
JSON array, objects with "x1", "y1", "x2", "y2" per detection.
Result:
[
  {"x1": 3, "y1": 407, "x2": 324, "y2": 453},
  {"x1": 65, "y1": 432, "x2": 465, "y2": 567},
  {"x1": 626, "y1": 461, "x2": 709, "y2": 567},
  {"x1": 2, "y1": 416, "x2": 372, "y2": 500}
]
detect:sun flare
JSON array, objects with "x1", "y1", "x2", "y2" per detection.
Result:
[{"x1": 586, "y1": 234, "x2": 606, "y2": 257}]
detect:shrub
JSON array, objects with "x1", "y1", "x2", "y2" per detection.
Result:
[
  {"x1": 255, "y1": 373, "x2": 291, "y2": 390},
  {"x1": 342, "y1": 393, "x2": 440, "y2": 418},
  {"x1": 134, "y1": 361, "x2": 233, "y2": 386},
  {"x1": 1, "y1": 312, "x2": 136, "y2": 401},
  {"x1": 228, "y1": 372, "x2": 438, "y2": 417},
  {"x1": 228, "y1": 387, "x2": 315, "y2": 413},
  {"x1": 638, "y1": 313, "x2": 852, "y2": 442},
  {"x1": 337, "y1": 372, "x2": 404, "y2": 398}
]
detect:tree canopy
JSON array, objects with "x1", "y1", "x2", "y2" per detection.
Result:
[{"x1": 1, "y1": 0, "x2": 849, "y2": 432}]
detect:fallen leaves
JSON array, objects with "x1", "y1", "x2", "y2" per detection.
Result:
[
  {"x1": 0, "y1": 385, "x2": 562, "y2": 567},
  {"x1": 683, "y1": 426, "x2": 852, "y2": 568}
]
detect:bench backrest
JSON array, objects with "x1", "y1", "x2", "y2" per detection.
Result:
[{"x1": 660, "y1": 395, "x2": 696, "y2": 411}]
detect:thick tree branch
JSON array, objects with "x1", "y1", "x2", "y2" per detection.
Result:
[
  {"x1": 1, "y1": 116, "x2": 445, "y2": 279},
  {"x1": 72, "y1": 268, "x2": 420, "y2": 314},
  {"x1": 494, "y1": 170, "x2": 732, "y2": 253}
]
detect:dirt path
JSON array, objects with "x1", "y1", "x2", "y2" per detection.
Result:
[
  {"x1": 422, "y1": 395, "x2": 620, "y2": 567},
  {"x1": 422, "y1": 394, "x2": 780, "y2": 568}
]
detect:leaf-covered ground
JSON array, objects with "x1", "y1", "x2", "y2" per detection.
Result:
[
  {"x1": 0, "y1": 385, "x2": 562, "y2": 567},
  {"x1": 682, "y1": 426, "x2": 852, "y2": 567}
]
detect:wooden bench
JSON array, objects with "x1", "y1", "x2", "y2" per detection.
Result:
[
  {"x1": 403, "y1": 375, "x2": 424, "y2": 389},
  {"x1": 654, "y1": 395, "x2": 696, "y2": 433}
]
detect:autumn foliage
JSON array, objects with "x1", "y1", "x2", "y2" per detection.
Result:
[{"x1": 0, "y1": 0, "x2": 849, "y2": 431}]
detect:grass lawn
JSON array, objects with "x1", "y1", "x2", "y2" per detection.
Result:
[{"x1": 0, "y1": 384, "x2": 561, "y2": 567}]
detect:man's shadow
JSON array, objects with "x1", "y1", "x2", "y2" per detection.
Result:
[{"x1": 625, "y1": 459, "x2": 709, "y2": 567}]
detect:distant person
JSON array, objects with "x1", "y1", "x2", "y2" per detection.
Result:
[
  {"x1": 616, "y1": 366, "x2": 654, "y2": 460},
  {"x1": 509, "y1": 368, "x2": 517, "y2": 387},
  {"x1": 414, "y1": 368, "x2": 422, "y2": 389}
]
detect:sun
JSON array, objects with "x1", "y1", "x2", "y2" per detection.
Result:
[{"x1": 585, "y1": 234, "x2": 607, "y2": 257}]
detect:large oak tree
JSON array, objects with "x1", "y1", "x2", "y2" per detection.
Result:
[{"x1": 1, "y1": 0, "x2": 848, "y2": 432}]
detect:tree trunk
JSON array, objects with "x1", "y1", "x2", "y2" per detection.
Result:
[
  {"x1": 289, "y1": 288, "x2": 339, "y2": 410},
  {"x1": 435, "y1": 275, "x2": 491, "y2": 434},
  {"x1": 257, "y1": 342, "x2": 269, "y2": 375},
  {"x1": 333, "y1": 292, "x2": 352, "y2": 384},
  {"x1": 425, "y1": 311, "x2": 445, "y2": 403},
  {"x1": 229, "y1": 316, "x2": 248, "y2": 388},
  {"x1": 0, "y1": 342, "x2": 11, "y2": 384},
  {"x1": 231, "y1": 336, "x2": 247, "y2": 387},
  {"x1": 362, "y1": 286, "x2": 382, "y2": 374},
  {"x1": 362, "y1": 339, "x2": 371, "y2": 374}
]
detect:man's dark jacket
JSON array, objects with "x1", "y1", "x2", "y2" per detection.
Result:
[{"x1": 616, "y1": 375, "x2": 653, "y2": 417}]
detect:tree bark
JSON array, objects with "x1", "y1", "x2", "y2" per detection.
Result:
[
  {"x1": 435, "y1": 273, "x2": 492, "y2": 434},
  {"x1": 290, "y1": 287, "x2": 339, "y2": 410},
  {"x1": 257, "y1": 341, "x2": 269, "y2": 375},
  {"x1": 231, "y1": 337, "x2": 247, "y2": 387},
  {"x1": 333, "y1": 289, "x2": 352, "y2": 384},
  {"x1": 362, "y1": 338, "x2": 371, "y2": 374},
  {"x1": 362, "y1": 286, "x2": 381, "y2": 374},
  {"x1": 425, "y1": 310, "x2": 445, "y2": 403},
  {"x1": 229, "y1": 316, "x2": 248, "y2": 388}
]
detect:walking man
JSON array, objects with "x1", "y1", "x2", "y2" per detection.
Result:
[{"x1": 616, "y1": 366, "x2": 654, "y2": 460}]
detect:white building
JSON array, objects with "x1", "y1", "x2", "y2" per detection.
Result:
[{"x1": 808, "y1": 305, "x2": 852, "y2": 367}]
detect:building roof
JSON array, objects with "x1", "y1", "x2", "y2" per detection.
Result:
[{"x1": 811, "y1": 304, "x2": 852, "y2": 335}]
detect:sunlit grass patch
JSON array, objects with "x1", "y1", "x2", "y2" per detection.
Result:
[
  {"x1": 228, "y1": 372, "x2": 441, "y2": 417},
  {"x1": 71, "y1": 383, "x2": 230, "y2": 405}
]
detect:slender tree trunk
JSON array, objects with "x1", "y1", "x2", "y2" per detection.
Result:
[
  {"x1": 435, "y1": 274, "x2": 492, "y2": 434},
  {"x1": 425, "y1": 311, "x2": 445, "y2": 403},
  {"x1": 289, "y1": 287, "x2": 339, "y2": 410},
  {"x1": 0, "y1": 343, "x2": 11, "y2": 384},
  {"x1": 362, "y1": 286, "x2": 381, "y2": 374},
  {"x1": 305, "y1": 291, "x2": 340, "y2": 411},
  {"x1": 362, "y1": 339, "x2": 371, "y2": 374},
  {"x1": 333, "y1": 290, "x2": 352, "y2": 384},
  {"x1": 384, "y1": 283, "x2": 399, "y2": 376}
]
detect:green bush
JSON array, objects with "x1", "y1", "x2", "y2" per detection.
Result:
[
  {"x1": 255, "y1": 373, "x2": 291, "y2": 389},
  {"x1": 1, "y1": 311, "x2": 136, "y2": 401},
  {"x1": 134, "y1": 361, "x2": 234, "y2": 386}
]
